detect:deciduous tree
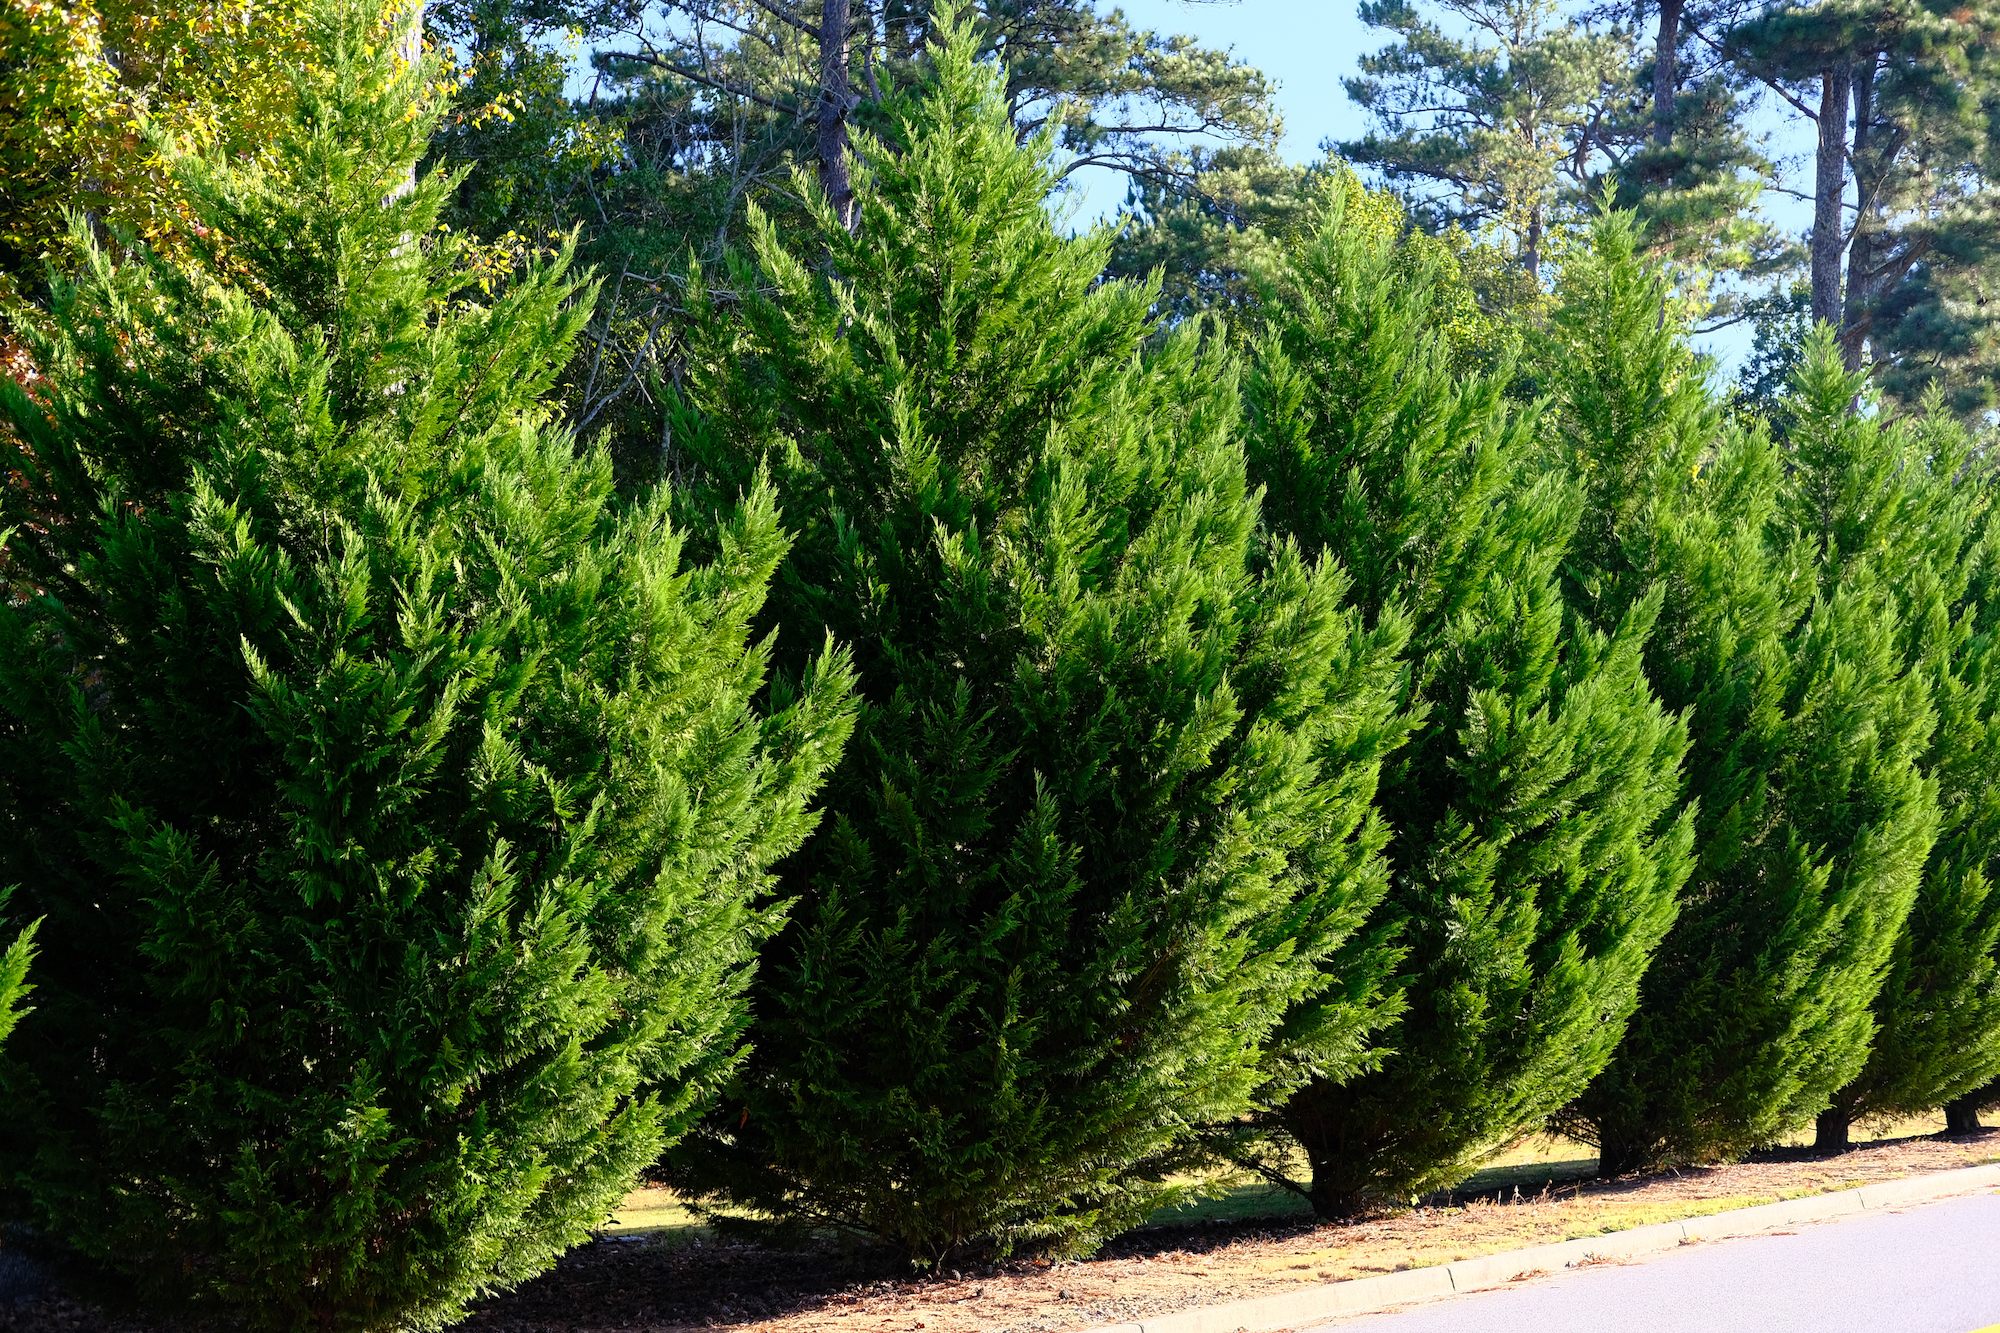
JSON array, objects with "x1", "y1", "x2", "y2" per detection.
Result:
[{"x1": 0, "y1": 0, "x2": 325, "y2": 287}]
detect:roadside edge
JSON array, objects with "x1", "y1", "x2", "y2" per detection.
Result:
[{"x1": 1074, "y1": 1160, "x2": 2000, "y2": 1333}]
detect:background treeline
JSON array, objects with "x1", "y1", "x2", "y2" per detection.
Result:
[
  {"x1": 16, "y1": 0, "x2": 1992, "y2": 473},
  {"x1": 3, "y1": 1, "x2": 2000, "y2": 1331}
]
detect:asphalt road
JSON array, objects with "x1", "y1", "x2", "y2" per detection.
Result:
[{"x1": 1318, "y1": 1188, "x2": 2000, "y2": 1333}]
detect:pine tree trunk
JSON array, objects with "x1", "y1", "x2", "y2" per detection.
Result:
[
  {"x1": 1838, "y1": 55, "x2": 1878, "y2": 372},
  {"x1": 1811, "y1": 62, "x2": 1851, "y2": 326},
  {"x1": 818, "y1": 0, "x2": 858, "y2": 232},
  {"x1": 1814, "y1": 1107, "x2": 1851, "y2": 1152},
  {"x1": 1652, "y1": 0, "x2": 1685, "y2": 149}
]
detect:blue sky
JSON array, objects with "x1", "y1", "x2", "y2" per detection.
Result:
[
  {"x1": 1121, "y1": 0, "x2": 1375, "y2": 158},
  {"x1": 1063, "y1": 0, "x2": 1373, "y2": 220}
]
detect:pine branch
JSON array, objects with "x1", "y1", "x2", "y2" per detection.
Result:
[{"x1": 597, "y1": 49, "x2": 801, "y2": 115}]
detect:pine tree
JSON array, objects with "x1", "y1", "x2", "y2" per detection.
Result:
[
  {"x1": 429, "y1": 0, "x2": 1289, "y2": 471},
  {"x1": 1107, "y1": 155, "x2": 1522, "y2": 374},
  {"x1": 0, "y1": 4, "x2": 853, "y2": 1328},
  {"x1": 1104, "y1": 146, "x2": 1324, "y2": 323},
  {"x1": 1243, "y1": 183, "x2": 1694, "y2": 1217},
  {"x1": 1342, "y1": 0, "x2": 1633, "y2": 283},
  {"x1": 1723, "y1": 0, "x2": 2000, "y2": 416},
  {"x1": 1545, "y1": 215, "x2": 1939, "y2": 1173},
  {"x1": 1612, "y1": 0, "x2": 1786, "y2": 293},
  {"x1": 661, "y1": 25, "x2": 1413, "y2": 1263}
]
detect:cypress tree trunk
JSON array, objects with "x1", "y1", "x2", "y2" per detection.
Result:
[
  {"x1": 1944, "y1": 1079, "x2": 1996, "y2": 1133},
  {"x1": 1244, "y1": 183, "x2": 1692, "y2": 1216},
  {"x1": 1596, "y1": 1132, "x2": 1651, "y2": 1180},
  {"x1": 0, "y1": 6, "x2": 855, "y2": 1326},
  {"x1": 663, "y1": 24, "x2": 1411, "y2": 1263}
]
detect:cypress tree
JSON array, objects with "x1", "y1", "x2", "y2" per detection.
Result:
[
  {"x1": 1941, "y1": 453, "x2": 2000, "y2": 1138},
  {"x1": 0, "y1": 5, "x2": 853, "y2": 1329},
  {"x1": 1243, "y1": 185, "x2": 1694, "y2": 1217},
  {"x1": 1546, "y1": 215, "x2": 1940, "y2": 1172},
  {"x1": 663, "y1": 26, "x2": 1413, "y2": 1263},
  {"x1": 1809, "y1": 381, "x2": 2000, "y2": 1148}
]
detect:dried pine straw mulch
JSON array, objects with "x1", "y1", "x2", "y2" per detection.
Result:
[{"x1": 3, "y1": 1128, "x2": 1995, "y2": 1333}]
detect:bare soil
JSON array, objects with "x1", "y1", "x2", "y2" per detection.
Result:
[{"x1": 2, "y1": 1128, "x2": 1994, "y2": 1333}]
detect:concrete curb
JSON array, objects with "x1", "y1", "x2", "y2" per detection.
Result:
[{"x1": 1075, "y1": 1161, "x2": 2000, "y2": 1333}]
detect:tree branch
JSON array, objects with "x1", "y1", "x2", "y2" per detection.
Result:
[
  {"x1": 597, "y1": 49, "x2": 801, "y2": 115},
  {"x1": 1686, "y1": 20, "x2": 1817, "y2": 122},
  {"x1": 1056, "y1": 151, "x2": 1187, "y2": 183},
  {"x1": 577, "y1": 295, "x2": 673, "y2": 431},
  {"x1": 745, "y1": 0, "x2": 820, "y2": 39}
]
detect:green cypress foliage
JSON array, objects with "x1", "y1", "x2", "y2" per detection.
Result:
[
  {"x1": 1546, "y1": 215, "x2": 1940, "y2": 1172},
  {"x1": 0, "y1": 5, "x2": 853, "y2": 1328},
  {"x1": 1243, "y1": 186, "x2": 1693, "y2": 1217},
  {"x1": 1810, "y1": 381, "x2": 2000, "y2": 1146},
  {"x1": 662, "y1": 27, "x2": 1413, "y2": 1263},
  {"x1": 0, "y1": 891, "x2": 34, "y2": 1053}
]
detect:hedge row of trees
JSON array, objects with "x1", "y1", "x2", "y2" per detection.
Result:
[{"x1": 3, "y1": 5, "x2": 1998, "y2": 1331}]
